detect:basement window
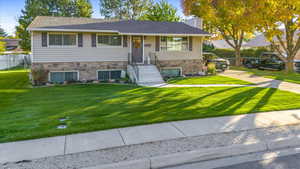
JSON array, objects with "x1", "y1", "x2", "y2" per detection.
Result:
[
  {"x1": 161, "y1": 68, "x2": 182, "y2": 77},
  {"x1": 98, "y1": 70, "x2": 122, "y2": 81},
  {"x1": 50, "y1": 72, "x2": 78, "y2": 83}
]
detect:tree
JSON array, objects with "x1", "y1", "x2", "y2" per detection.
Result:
[
  {"x1": 99, "y1": 0, "x2": 150, "y2": 19},
  {"x1": 182, "y1": 0, "x2": 255, "y2": 66},
  {"x1": 0, "y1": 38, "x2": 6, "y2": 53},
  {"x1": 16, "y1": 0, "x2": 93, "y2": 51},
  {"x1": 139, "y1": 0, "x2": 181, "y2": 22},
  {"x1": 0, "y1": 26, "x2": 7, "y2": 37},
  {"x1": 249, "y1": 0, "x2": 300, "y2": 73}
]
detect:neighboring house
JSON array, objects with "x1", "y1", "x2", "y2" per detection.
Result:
[
  {"x1": 28, "y1": 16, "x2": 209, "y2": 84},
  {"x1": 205, "y1": 40, "x2": 247, "y2": 50},
  {"x1": 246, "y1": 33, "x2": 300, "y2": 61},
  {"x1": 0, "y1": 39, "x2": 21, "y2": 50}
]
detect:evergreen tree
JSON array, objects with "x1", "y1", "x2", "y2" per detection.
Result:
[{"x1": 0, "y1": 26, "x2": 7, "y2": 37}]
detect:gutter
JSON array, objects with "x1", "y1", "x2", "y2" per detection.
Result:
[{"x1": 28, "y1": 28, "x2": 211, "y2": 37}]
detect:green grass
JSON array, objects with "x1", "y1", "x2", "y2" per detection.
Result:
[
  {"x1": 168, "y1": 75, "x2": 253, "y2": 85},
  {"x1": 231, "y1": 66, "x2": 300, "y2": 84},
  {"x1": 1, "y1": 69, "x2": 300, "y2": 143}
]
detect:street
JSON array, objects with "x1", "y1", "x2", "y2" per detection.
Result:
[{"x1": 166, "y1": 153, "x2": 300, "y2": 169}]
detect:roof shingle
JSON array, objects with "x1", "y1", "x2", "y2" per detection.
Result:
[{"x1": 29, "y1": 16, "x2": 210, "y2": 35}]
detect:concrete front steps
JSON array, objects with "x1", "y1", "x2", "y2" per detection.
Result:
[{"x1": 127, "y1": 64, "x2": 164, "y2": 86}]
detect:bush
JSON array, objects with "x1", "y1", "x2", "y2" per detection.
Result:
[
  {"x1": 31, "y1": 67, "x2": 49, "y2": 86},
  {"x1": 207, "y1": 62, "x2": 216, "y2": 75},
  {"x1": 212, "y1": 47, "x2": 269, "y2": 59}
]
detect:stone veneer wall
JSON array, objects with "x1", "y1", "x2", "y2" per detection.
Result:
[
  {"x1": 157, "y1": 59, "x2": 204, "y2": 75},
  {"x1": 32, "y1": 61, "x2": 128, "y2": 81}
]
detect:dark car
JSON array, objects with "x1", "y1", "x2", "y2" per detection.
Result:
[
  {"x1": 243, "y1": 58, "x2": 260, "y2": 68},
  {"x1": 207, "y1": 58, "x2": 230, "y2": 72},
  {"x1": 203, "y1": 52, "x2": 230, "y2": 72},
  {"x1": 258, "y1": 52, "x2": 285, "y2": 71},
  {"x1": 295, "y1": 61, "x2": 300, "y2": 73}
]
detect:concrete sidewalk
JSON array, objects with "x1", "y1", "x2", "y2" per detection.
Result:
[
  {"x1": 1, "y1": 109, "x2": 300, "y2": 164},
  {"x1": 220, "y1": 70, "x2": 300, "y2": 94}
]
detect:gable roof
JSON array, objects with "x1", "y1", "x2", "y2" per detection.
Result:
[
  {"x1": 245, "y1": 34, "x2": 271, "y2": 47},
  {"x1": 28, "y1": 16, "x2": 210, "y2": 36},
  {"x1": 246, "y1": 30, "x2": 300, "y2": 48}
]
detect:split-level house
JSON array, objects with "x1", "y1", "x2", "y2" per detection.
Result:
[{"x1": 28, "y1": 16, "x2": 210, "y2": 85}]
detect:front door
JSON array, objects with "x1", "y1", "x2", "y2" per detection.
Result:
[{"x1": 131, "y1": 36, "x2": 143, "y2": 63}]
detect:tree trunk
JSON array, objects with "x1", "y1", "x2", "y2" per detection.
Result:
[
  {"x1": 235, "y1": 49, "x2": 241, "y2": 66},
  {"x1": 285, "y1": 59, "x2": 294, "y2": 73}
]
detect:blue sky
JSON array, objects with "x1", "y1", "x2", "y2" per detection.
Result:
[{"x1": 0, "y1": 0, "x2": 184, "y2": 36}]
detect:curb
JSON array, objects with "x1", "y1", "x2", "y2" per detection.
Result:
[
  {"x1": 150, "y1": 142, "x2": 267, "y2": 169},
  {"x1": 81, "y1": 136, "x2": 300, "y2": 169}
]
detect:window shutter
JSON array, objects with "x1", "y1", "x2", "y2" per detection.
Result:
[
  {"x1": 123, "y1": 35, "x2": 128, "y2": 47},
  {"x1": 41, "y1": 32, "x2": 47, "y2": 47},
  {"x1": 91, "y1": 33, "x2": 96, "y2": 47},
  {"x1": 78, "y1": 33, "x2": 83, "y2": 47},
  {"x1": 189, "y1": 36, "x2": 193, "y2": 51},
  {"x1": 155, "y1": 36, "x2": 160, "y2": 52}
]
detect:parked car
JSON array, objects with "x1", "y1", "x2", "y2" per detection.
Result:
[
  {"x1": 207, "y1": 58, "x2": 230, "y2": 72},
  {"x1": 242, "y1": 58, "x2": 260, "y2": 69},
  {"x1": 295, "y1": 61, "x2": 300, "y2": 73},
  {"x1": 258, "y1": 52, "x2": 285, "y2": 71},
  {"x1": 203, "y1": 52, "x2": 230, "y2": 72}
]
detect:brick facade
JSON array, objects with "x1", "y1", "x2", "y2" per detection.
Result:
[
  {"x1": 157, "y1": 59, "x2": 204, "y2": 75},
  {"x1": 32, "y1": 61, "x2": 128, "y2": 81},
  {"x1": 31, "y1": 59, "x2": 203, "y2": 82}
]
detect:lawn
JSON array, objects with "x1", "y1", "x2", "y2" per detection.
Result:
[
  {"x1": 231, "y1": 66, "x2": 300, "y2": 84},
  {"x1": 168, "y1": 75, "x2": 253, "y2": 85},
  {"x1": 1, "y1": 69, "x2": 300, "y2": 143}
]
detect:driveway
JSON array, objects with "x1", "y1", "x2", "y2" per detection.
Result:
[{"x1": 220, "y1": 70, "x2": 300, "y2": 94}]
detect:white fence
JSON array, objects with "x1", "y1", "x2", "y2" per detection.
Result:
[{"x1": 0, "y1": 54, "x2": 31, "y2": 70}]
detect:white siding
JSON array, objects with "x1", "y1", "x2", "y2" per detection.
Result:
[
  {"x1": 32, "y1": 32, "x2": 130, "y2": 62},
  {"x1": 144, "y1": 36, "x2": 203, "y2": 61},
  {"x1": 32, "y1": 32, "x2": 203, "y2": 63}
]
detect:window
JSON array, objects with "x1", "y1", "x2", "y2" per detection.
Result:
[
  {"x1": 97, "y1": 35, "x2": 122, "y2": 46},
  {"x1": 161, "y1": 68, "x2": 181, "y2": 77},
  {"x1": 50, "y1": 72, "x2": 78, "y2": 83},
  {"x1": 160, "y1": 37, "x2": 188, "y2": 51},
  {"x1": 98, "y1": 70, "x2": 122, "y2": 81},
  {"x1": 49, "y1": 33, "x2": 76, "y2": 46}
]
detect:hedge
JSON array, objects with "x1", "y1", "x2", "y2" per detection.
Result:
[{"x1": 211, "y1": 47, "x2": 269, "y2": 58}]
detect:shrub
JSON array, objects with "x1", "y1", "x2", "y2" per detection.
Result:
[
  {"x1": 207, "y1": 62, "x2": 216, "y2": 75},
  {"x1": 212, "y1": 47, "x2": 269, "y2": 59},
  {"x1": 31, "y1": 67, "x2": 49, "y2": 86}
]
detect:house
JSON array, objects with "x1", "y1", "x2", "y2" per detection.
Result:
[
  {"x1": 246, "y1": 33, "x2": 300, "y2": 61},
  {"x1": 28, "y1": 16, "x2": 210, "y2": 84},
  {"x1": 0, "y1": 39, "x2": 21, "y2": 50},
  {"x1": 205, "y1": 40, "x2": 247, "y2": 50}
]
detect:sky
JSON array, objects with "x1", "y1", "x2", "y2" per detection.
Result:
[{"x1": 0, "y1": 0, "x2": 184, "y2": 36}]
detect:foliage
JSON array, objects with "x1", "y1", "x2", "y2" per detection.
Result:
[
  {"x1": 168, "y1": 75, "x2": 252, "y2": 85},
  {"x1": 212, "y1": 48, "x2": 269, "y2": 59},
  {"x1": 182, "y1": 0, "x2": 255, "y2": 66},
  {"x1": 231, "y1": 66, "x2": 300, "y2": 85},
  {"x1": 248, "y1": 0, "x2": 300, "y2": 73},
  {"x1": 207, "y1": 62, "x2": 216, "y2": 75},
  {"x1": 0, "y1": 39, "x2": 6, "y2": 53},
  {"x1": 203, "y1": 43, "x2": 215, "y2": 52},
  {"x1": 99, "y1": 0, "x2": 151, "y2": 19},
  {"x1": 31, "y1": 67, "x2": 49, "y2": 85},
  {"x1": 16, "y1": 0, "x2": 93, "y2": 51},
  {"x1": 139, "y1": 0, "x2": 181, "y2": 22},
  {"x1": 0, "y1": 26, "x2": 7, "y2": 37},
  {"x1": 2, "y1": 69, "x2": 300, "y2": 143}
]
